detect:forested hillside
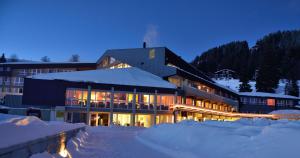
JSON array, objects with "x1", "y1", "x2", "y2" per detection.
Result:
[
  {"x1": 192, "y1": 30, "x2": 300, "y2": 94},
  {"x1": 192, "y1": 30, "x2": 300, "y2": 80}
]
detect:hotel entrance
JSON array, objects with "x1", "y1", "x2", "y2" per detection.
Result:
[{"x1": 90, "y1": 113, "x2": 109, "y2": 126}]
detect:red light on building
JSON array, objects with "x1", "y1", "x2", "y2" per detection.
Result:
[{"x1": 267, "y1": 99, "x2": 275, "y2": 106}]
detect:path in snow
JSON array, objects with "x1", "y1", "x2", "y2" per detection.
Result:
[{"x1": 67, "y1": 127, "x2": 171, "y2": 158}]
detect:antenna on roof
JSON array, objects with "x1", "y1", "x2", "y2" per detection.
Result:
[{"x1": 143, "y1": 42, "x2": 147, "y2": 48}]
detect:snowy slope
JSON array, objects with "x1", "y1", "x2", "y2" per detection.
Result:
[{"x1": 214, "y1": 79, "x2": 299, "y2": 95}]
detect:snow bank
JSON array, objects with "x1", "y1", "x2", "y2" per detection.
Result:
[
  {"x1": 0, "y1": 113, "x2": 25, "y2": 123},
  {"x1": 137, "y1": 119, "x2": 300, "y2": 158},
  {"x1": 30, "y1": 152, "x2": 55, "y2": 158},
  {"x1": 0, "y1": 114, "x2": 85, "y2": 148}
]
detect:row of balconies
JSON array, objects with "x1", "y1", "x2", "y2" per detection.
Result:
[
  {"x1": 183, "y1": 84, "x2": 239, "y2": 108},
  {"x1": 65, "y1": 100, "x2": 171, "y2": 111}
]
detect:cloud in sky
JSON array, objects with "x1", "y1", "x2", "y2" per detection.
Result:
[{"x1": 143, "y1": 24, "x2": 159, "y2": 47}]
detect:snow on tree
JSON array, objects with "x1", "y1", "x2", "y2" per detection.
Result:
[
  {"x1": 69, "y1": 54, "x2": 80, "y2": 62},
  {"x1": 41, "y1": 56, "x2": 50, "y2": 62}
]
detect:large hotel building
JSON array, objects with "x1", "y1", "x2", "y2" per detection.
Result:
[{"x1": 1, "y1": 47, "x2": 299, "y2": 127}]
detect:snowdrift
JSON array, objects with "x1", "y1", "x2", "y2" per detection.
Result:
[
  {"x1": 137, "y1": 119, "x2": 300, "y2": 158},
  {"x1": 0, "y1": 114, "x2": 85, "y2": 148}
]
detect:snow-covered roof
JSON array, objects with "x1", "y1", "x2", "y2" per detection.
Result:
[
  {"x1": 239, "y1": 92, "x2": 299, "y2": 99},
  {"x1": 31, "y1": 67, "x2": 177, "y2": 89},
  {"x1": 269, "y1": 110, "x2": 300, "y2": 114}
]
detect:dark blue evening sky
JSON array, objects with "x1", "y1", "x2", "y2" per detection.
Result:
[{"x1": 0, "y1": 0, "x2": 300, "y2": 62}]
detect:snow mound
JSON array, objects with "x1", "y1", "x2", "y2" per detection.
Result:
[
  {"x1": 137, "y1": 119, "x2": 300, "y2": 158},
  {"x1": 14, "y1": 116, "x2": 47, "y2": 126},
  {"x1": 0, "y1": 114, "x2": 85, "y2": 148},
  {"x1": 30, "y1": 152, "x2": 54, "y2": 158},
  {"x1": 0, "y1": 113, "x2": 25, "y2": 123}
]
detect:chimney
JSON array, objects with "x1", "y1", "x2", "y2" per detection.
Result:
[{"x1": 143, "y1": 42, "x2": 146, "y2": 48}]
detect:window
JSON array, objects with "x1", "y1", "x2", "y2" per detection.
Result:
[
  {"x1": 286, "y1": 100, "x2": 294, "y2": 106},
  {"x1": 12, "y1": 77, "x2": 24, "y2": 86},
  {"x1": 65, "y1": 89, "x2": 115, "y2": 107},
  {"x1": 267, "y1": 99, "x2": 275, "y2": 106},
  {"x1": 168, "y1": 77, "x2": 182, "y2": 87},
  {"x1": 19, "y1": 88, "x2": 23, "y2": 94},
  {"x1": 250, "y1": 97, "x2": 257, "y2": 104},
  {"x1": 113, "y1": 114, "x2": 131, "y2": 126},
  {"x1": 4, "y1": 77, "x2": 10, "y2": 85},
  {"x1": 149, "y1": 49, "x2": 155, "y2": 59},
  {"x1": 109, "y1": 63, "x2": 131, "y2": 69},
  {"x1": 19, "y1": 69, "x2": 26, "y2": 75},
  {"x1": 241, "y1": 97, "x2": 248, "y2": 104},
  {"x1": 185, "y1": 98, "x2": 193, "y2": 106},
  {"x1": 177, "y1": 96, "x2": 182, "y2": 104}
]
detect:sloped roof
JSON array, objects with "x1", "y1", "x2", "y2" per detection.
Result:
[
  {"x1": 31, "y1": 67, "x2": 177, "y2": 89},
  {"x1": 239, "y1": 92, "x2": 299, "y2": 100}
]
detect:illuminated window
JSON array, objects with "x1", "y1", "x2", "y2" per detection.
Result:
[
  {"x1": 168, "y1": 77, "x2": 182, "y2": 87},
  {"x1": 136, "y1": 114, "x2": 152, "y2": 127},
  {"x1": 149, "y1": 49, "x2": 155, "y2": 59},
  {"x1": 267, "y1": 99, "x2": 275, "y2": 106},
  {"x1": 177, "y1": 96, "x2": 182, "y2": 104},
  {"x1": 196, "y1": 100, "x2": 202, "y2": 107},
  {"x1": 109, "y1": 63, "x2": 131, "y2": 69},
  {"x1": 186, "y1": 98, "x2": 193, "y2": 106},
  {"x1": 113, "y1": 114, "x2": 131, "y2": 126}
]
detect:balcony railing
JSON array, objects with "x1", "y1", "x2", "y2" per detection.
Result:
[
  {"x1": 65, "y1": 100, "x2": 171, "y2": 111},
  {"x1": 183, "y1": 85, "x2": 239, "y2": 108}
]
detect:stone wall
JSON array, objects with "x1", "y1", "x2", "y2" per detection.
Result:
[{"x1": 0, "y1": 127, "x2": 85, "y2": 158}]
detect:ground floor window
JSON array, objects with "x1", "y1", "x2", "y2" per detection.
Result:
[
  {"x1": 156, "y1": 115, "x2": 173, "y2": 125},
  {"x1": 113, "y1": 113, "x2": 131, "y2": 126},
  {"x1": 136, "y1": 114, "x2": 152, "y2": 127}
]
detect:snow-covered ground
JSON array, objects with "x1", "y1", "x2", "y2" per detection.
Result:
[
  {"x1": 32, "y1": 126, "x2": 171, "y2": 158},
  {"x1": 137, "y1": 119, "x2": 300, "y2": 158},
  {"x1": 0, "y1": 114, "x2": 84, "y2": 148},
  {"x1": 31, "y1": 118, "x2": 300, "y2": 158},
  {"x1": 214, "y1": 79, "x2": 299, "y2": 94},
  {"x1": 3, "y1": 113, "x2": 300, "y2": 158}
]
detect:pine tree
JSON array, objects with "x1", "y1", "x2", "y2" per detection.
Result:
[
  {"x1": 287, "y1": 80, "x2": 299, "y2": 97},
  {"x1": 239, "y1": 81, "x2": 252, "y2": 92},
  {"x1": 69, "y1": 54, "x2": 80, "y2": 62},
  {"x1": 192, "y1": 30, "x2": 300, "y2": 81},
  {"x1": 41, "y1": 56, "x2": 50, "y2": 62},
  {"x1": 0, "y1": 53, "x2": 6, "y2": 63},
  {"x1": 10, "y1": 54, "x2": 19, "y2": 62},
  {"x1": 255, "y1": 43, "x2": 280, "y2": 93},
  {"x1": 239, "y1": 69, "x2": 252, "y2": 92},
  {"x1": 291, "y1": 80, "x2": 299, "y2": 97},
  {"x1": 239, "y1": 48, "x2": 252, "y2": 92}
]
